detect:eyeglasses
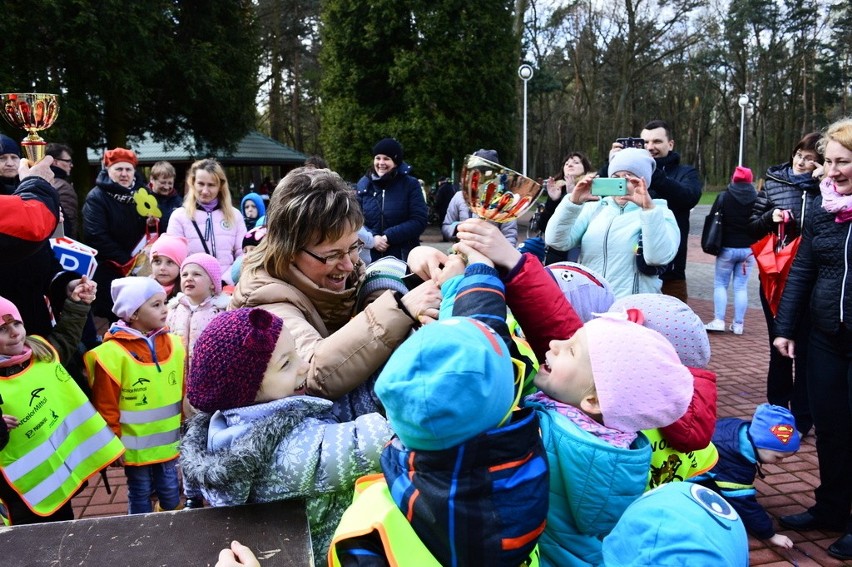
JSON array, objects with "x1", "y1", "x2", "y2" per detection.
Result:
[
  {"x1": 301, "y1": 241, "x2": 364, "y2": 264},
  {"x1": 793, "y1": 153, "x2": 816, "y2": 163},
  {"x1": 53, "y1": 157, "x2": 72, "y2": 163}
]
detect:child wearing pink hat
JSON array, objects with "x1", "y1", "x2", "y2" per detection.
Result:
[
  {"x1": 149, "y1": 234, "x2": 189, "y2": 300},
  {"x1": 0, "y1": 291, "x2": 123, "y2": 526},
  {"x1": 85, "y1": 277, "x2": 185, "y2": 514}
]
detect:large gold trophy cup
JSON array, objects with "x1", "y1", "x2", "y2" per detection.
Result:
[
  {"x1": 1, "y1": 93, "x2": 59, "y2": 163},
  {"x1": 460, "y1": 154, "x2": 542, "y2": 223}
]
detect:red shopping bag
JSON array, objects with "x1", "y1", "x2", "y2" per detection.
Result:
[{"x1": 751, "y1": 214, "x2": 800, "y2": 316}]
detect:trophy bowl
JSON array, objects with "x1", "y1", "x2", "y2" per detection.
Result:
[
  {"x1": 460, "y1": 154, "x2": 542, "y2": 223},
  {"x1": 1, "y1": 93, "x2": 60, "y2": 163}
]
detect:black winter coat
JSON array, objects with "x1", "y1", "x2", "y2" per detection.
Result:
[
  {"x1": 719, "y1": 182, "x2": 758, "y2": 249},
  {"x1": 748, "y1": 163, "x2": 820, "y2": 241},
  {"x1": 774, "y1": 195, "x2": 852, "y2": 337}
]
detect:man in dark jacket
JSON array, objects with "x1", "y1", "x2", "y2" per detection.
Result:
[
  {"x1": 46, "y1": 142, "x2": 78, "y2": 238},
  {"x1": 601, "y1": 120, "x2": 703, "y2": 302}
]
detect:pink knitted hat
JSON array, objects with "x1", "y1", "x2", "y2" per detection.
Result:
[
  {"x1": 111, "y1": 277, "x2": 166, "y2": 321},
  {"x1": 187, "y1": 308, "x2": 284, "y2": 412},
  {"x1": 0, "y1": 296, "x2": 22, "y2": 325},
  {"x1": 584, "y1": 312, "x2": 693, "y2": 432},
  {"x1": 181, "y1": 253, "x2": 222, "y2": 295},
  {"x1": 149, "y1": 234, "x2": 189, "y2": 266}
]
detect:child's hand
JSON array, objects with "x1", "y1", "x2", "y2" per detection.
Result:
[
  {"x1": 453, "y1": 241, "x2": 493, "y2": 269},
  {"x1": 768, "y1": 533, "x2": 793, "y2": 549},
  {"x1": 436, "y1": 254, "x2": 466, "y2": 286},
  {"x1": 69, "y1": 276, "x2": 97, "y2": 304},
  {"x1": 407, "y1": 246, "x2": 450, "y2": 283},
  {"x1": 216, "y1": 541, "x2": 260, "y2": 567},
  {"x1": 455, "y1": 218, "x2": 520, "y2": 272},
  {"x1": 3, "y1": 414, "x2": 19, "y2": 429},
  {"x1": 18, "y1": 155, "x2": 55, "y2": 183}
]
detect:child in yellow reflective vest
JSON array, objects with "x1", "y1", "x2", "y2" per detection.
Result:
[
  {"x1": 85, "y1": 277, "x2": 185, "y2": 514},
  {"x1": 0, "y1": 286, "x2": 125, "y2": 526}
]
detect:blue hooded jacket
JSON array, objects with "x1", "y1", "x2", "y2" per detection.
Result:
[{"x1": 240, "y1": 192, "x2": 266, "y2": 231}]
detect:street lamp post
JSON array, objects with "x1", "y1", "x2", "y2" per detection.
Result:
[
  {"x1": 738, "y1": 94, "x2": 749, "y2": 166},
  {"x1": 518, "y1": 64, "x2": 534, "y2": 176}
]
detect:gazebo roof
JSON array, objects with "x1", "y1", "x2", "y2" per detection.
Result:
[{"x1": 87, "y1": 131, "x2": 307, "y2": 166}]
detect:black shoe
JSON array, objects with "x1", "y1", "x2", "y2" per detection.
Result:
[
  {"x1": 828, "y1": 534, "x2": 852, "y2": 560},
  {"x1": 779, "y1": 511, "x2": 845, "y2": 532},
  {"x1": 183, "y1": 498, "x2": 204, "y2": 509}
]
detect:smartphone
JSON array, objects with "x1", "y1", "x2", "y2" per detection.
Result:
[
  {"x1": 591, "y1": 177, "x2": 628, "y2": 197},
  {"x1": 615, "y1": 137, "x2": 646, "y2": 149}
]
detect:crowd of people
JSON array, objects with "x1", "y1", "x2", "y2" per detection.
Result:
[{"x1": 1, "y1": 117, "x2": 852, "y2": 566}]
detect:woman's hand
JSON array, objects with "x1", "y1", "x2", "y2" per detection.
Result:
[
  {"x1": 546, "y1": 177, "x2": 564, "y2": 200},
  {"x1": 3, "y1": 414, "x2": 19, "y2": 429},
  {"x1": 373, "y1": 235, "x2": 389, "y2": 252},
  {"x1": 216, "y1": 541, "x2": 260, "y2": 567},
  {"x1": 771, "y1": 209, "x2": 792, "y2": 223},
  {"x1": 400, "y1": 279, "x2": 442, "y2": 325},
  {"x1": 624, "y1": 174, "x2": 653, "y2": 209},
  {"x1": 455, "y1": 218, "x2": 521, "y2": 272},
  {"x1": 812, "y1": 164, "x2": 824, "y2": 178},
  {"x1": 407, "y1": 246, "x2": 450, "y2": 283},
  {"x1": 773, "y1": 337, "x2": 795, "y2": 358},
  {"x1": 569, "y1": 173, "x2": 598, "y2": 205}
]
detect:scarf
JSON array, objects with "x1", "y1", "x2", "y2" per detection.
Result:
[
  {"x1": 0, "y1": 345, "x2": 33, "y2": 369},
  {"x1": 526, "y1": 391, "x2": 638, "y2": 448},
  {"x1": 820, "y1": 178, "x2": 852, "y2": 223},
  {"x1": 198, "y1": 199, "x2": 220, "y2": 213}
]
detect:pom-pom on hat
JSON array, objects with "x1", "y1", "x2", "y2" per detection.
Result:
[
  {"x1": 103, "y1": 147, "x2": 138, "y2": 168},
  {"x1": 731, "y1": 166, "x2": 754, "y2": 184},
  {"x1": 111, "y1": 277, "x2": 165, "y2": 321},
  {"x1": 372, "y1": 138, "x2": 403, "y2": 165},
  {"x1": 0, "y1": 296, "x2": 22, "y2": 325},
  {"x1": 584, "y1": 312, "x2": 693, "y2": 432},
  {"x1": 181, "y1": 253, "x2": 222, "y2": 295},
  {"x1": 547, "y1": 261, "x2": 615, "y2": 323},
  {"x1": 610, "y1": 293, "x2": 711, "y2": 369},
  {"x1": 375, "y1": 317, "x2": 515, "y2": 451},
  {"x1": 149, "y1": 234, "x2": 189, "y2": 267},
  {"x1": 749, "y1": 403, "x2": 800, "y2": 453},
  {"x1": 187, "y1": 308, "x2": 284, "y2": 412},
  {"x1": 0, "y1": 134, "x2": 21, "y2": 157},
  {"x1": 602, "y1": 483, "x2": 749, "y2": 566},
  {"x1": 608, "y1": 147, "x2": 656, "y2": 188}
]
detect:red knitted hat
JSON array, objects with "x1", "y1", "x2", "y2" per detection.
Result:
[
  {"x1": 103, "y1": 147, "x2": 138, "y2": 168},
  {"x1": 731, "y1": 166, "x2": 753, "y2": 184},
  {"x1": 187, "y1": 308, "x2": 284, "y2": 412}
]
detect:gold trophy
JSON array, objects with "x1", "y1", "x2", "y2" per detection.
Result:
[
  {"x1": 460, "y1": 154, "x2": 542, "y2": 223},
  {"x1": 1, "y1": 93, "x2": 59, "y2": 163}
]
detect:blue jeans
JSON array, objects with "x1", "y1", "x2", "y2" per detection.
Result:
[
  {"x1": 125, "y1": 458, "x2": 180, "y2": 514},
  {"x1": 713, "y1": 247, "x2": 754, "y2": 324}
]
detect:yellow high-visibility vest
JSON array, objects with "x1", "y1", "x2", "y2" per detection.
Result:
[
  {"x1": 645, "y1": 428, "x2": 719, "y2": 491},
  {"x1": 84, "y1": 335, "x2": 184, "y2": 465},
  {"x1": 0, "y1": 339, "x2": 125, "y2": 516}
]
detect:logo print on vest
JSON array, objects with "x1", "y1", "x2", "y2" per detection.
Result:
[
  {"x1": 132, "y1": 377, "x2": 150, "y2": 387},
  {"x1": 29, "y1": 388, "x2": 45, "y2": 406}
]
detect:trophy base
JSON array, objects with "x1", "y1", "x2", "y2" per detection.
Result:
[{"x1": 21, "y1": 135, "x2": 46, "y2": 163}]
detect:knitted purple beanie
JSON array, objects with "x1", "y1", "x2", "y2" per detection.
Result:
[
  {"x1": 584, "y1": 312, "x2": 693, "y2": 432},
  {"x1": 187, "y1": 308, "x2": 283, "y2": 412},
  {"x1": 181, "y1": 252, "x2": 222, "y2": 295}
]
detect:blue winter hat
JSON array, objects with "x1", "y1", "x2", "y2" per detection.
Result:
[
  {"x1": 602, "y1": 483, "x2": 749, "y2": 566},
  {"x1": 0, "y1": 134, "x2": 21, "y2": 157},
  {"x1": 240, "y1": 192, "x2": 267, "y2": 218},
  {"x1": 749, "y1": 403, "x2": 800, "y2": 453},
  {"x1": 375, "y1": 317, "x2": 515, "y2": 451}
]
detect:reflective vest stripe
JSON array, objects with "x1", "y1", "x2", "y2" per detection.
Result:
[
  {"x1": 121, "y1": 401, "x2": 182, "y2": 424},
  {"x1": 23, "y1": 426, "x2": 118, "y2": 505},
  {"x1": 122, "y1": 429, "x2": 180, "y2": 451},
  {"x1": 4, "y1": 402, "x2": 96, "y2": 481}
]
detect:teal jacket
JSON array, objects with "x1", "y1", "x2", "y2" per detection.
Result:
[{"x1": 527, "y1": 403, "x2": 652, "y2": 567}]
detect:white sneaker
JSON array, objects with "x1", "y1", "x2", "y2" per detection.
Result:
[
  {"x1": 730, "y1": 323, "x2": 744, "y2": 335},
  {"x1": 704, "y1": 319, "x2": 725, "y2": 332}
]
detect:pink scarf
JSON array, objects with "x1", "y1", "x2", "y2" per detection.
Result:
[
  {"x1": 0, "y1": 345, "x2": 33, "y2": 369},
  {"x1": 525, "y1": 391, "x2": 638, "y2": 448},
  {"x1": 820, "y1": 178, "x2": 852, "y2": 223}
]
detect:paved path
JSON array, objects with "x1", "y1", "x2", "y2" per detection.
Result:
[{"x1": 70, "y1": 213, "x2": 842, "y2": 566}]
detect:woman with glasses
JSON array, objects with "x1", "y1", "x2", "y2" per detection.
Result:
[
  {"x1": 231, "y1": 167, "x2": 442, "y2": 401},
  {"x1": 748, "y1": 132, "x2": 824, "y2": 436},
  {"x1": 166, "y1": 159, "x2": 246, "y2": 286}
]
